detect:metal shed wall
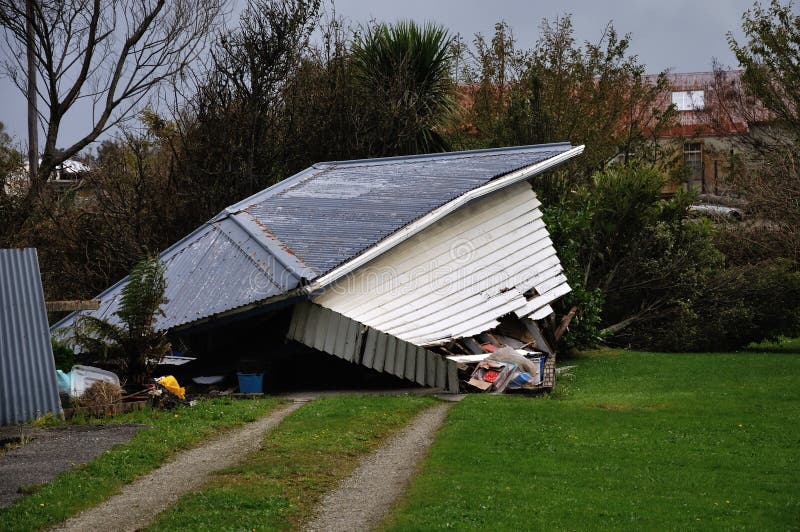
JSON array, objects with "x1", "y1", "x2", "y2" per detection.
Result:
[
  {"x1": 0, "y1": 248, "x2": 61, "y2": 425},
  {"x1": 287, "y1": 301, "x2": 459, "y2": 392},
  {"x1": 314, "y1": 182, "x2": 570, "y2": 345}
]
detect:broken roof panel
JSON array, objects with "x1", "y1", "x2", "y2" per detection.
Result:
[{"x1": 53, "y1": 143, "x2": 579, "y2": 334}]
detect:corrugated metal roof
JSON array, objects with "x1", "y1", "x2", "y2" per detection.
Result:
[
  {"x1": 1, "y1": 248, "x2": 62, "y2": 425},
  {"x1": 315, "y1": 181, "x2": 570, "y2": 345},
  {"x1": 232, "y1": 143, "x2": 573, "y2": 274},
  {"x1": 54, "y1": 217, "x2": 296, "y2": 334},
  {"x1": 53, "y1": 143, "x2": 576, "y2": 334}
]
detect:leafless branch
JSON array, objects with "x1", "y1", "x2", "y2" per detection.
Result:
[{"x1": 0, "y1": 0, "x2": 228, "y2": 201}]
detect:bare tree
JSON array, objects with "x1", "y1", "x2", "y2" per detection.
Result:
[{"x1": 0, "y1": 0, "x2": 227, "y2": 196}]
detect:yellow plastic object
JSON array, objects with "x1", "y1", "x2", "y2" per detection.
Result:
[{"x1": 156, "y1": 375, "x2": 186, "y2": 400}]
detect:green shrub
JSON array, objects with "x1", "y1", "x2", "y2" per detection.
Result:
[
  {"x1": 540, "y1": 164, "x2": 723, "y2": 350},
  {"x1": 50, "y1": 337, "x2": 75, "y2": 371},
  {"x1": 539, "y1": 163, "x2": 800, "y2": 352},
  {"x1": 633, "y1": 258, "x2": 800, "y2": 352}
]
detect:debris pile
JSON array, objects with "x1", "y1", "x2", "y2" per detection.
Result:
[
  {"x1": 430, "y1": 316, "x2": 557, "y2": 393},
  {"x1": 55, "y1": 364, "x2": 193, "y2": 417}
]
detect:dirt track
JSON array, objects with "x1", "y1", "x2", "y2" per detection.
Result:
[
  {"x1": 51, "y1": 400, "x2": 307, "y2": 532},
  {"x1": 306, "y1": 401, "x2": 453, "y2": 532}
]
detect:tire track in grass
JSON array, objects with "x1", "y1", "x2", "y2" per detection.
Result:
[
  {"x1": 53, "y1": 400, "x2": 309, "y2": 532},
  {"x1": 306, "y1": 402, "x2": 454, "y2": 532}
]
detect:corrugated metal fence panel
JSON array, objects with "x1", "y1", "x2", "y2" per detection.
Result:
[
  {"x1": 287, "y1": 302, "x2": 458, "y2": 391},
  {"x1": 0, "y1": 248, "x2": 61, "y2": 425},
  {"x1": 314, "y1": 181, "x2": 570, "y2": 345}
]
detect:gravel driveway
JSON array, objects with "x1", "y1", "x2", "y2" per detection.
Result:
[
  {"x1": 0, "y1": 424, "x2": 144, "y2": 508},
  {"x1": 52, "y1": 399, "x2": 308, "y2": 532},
  {"x1": 306, "y1": 401, "x2": 454, "y2": 531}
]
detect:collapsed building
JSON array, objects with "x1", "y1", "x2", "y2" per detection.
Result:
[{"x1": 53, "y1": 143, "x2": 584, "y2": 393}]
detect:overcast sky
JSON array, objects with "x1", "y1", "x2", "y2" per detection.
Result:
[{"x1": 0, "y1": 0, "x2": 755, "y2": 151}]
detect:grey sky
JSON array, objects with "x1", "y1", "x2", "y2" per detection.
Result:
[{"x1": 0, "y1": 0, "x2": 754, "y2": 151}]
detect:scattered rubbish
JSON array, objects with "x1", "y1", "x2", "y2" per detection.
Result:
[
  {"x1": 74, "y1": 381, "x2": 124, "y2": 408},
  {"x1": 68, "y1": 365, "x2": 120, "y2": 398},
  {"x1": 469, "y1": 360, "x2": 516, "y2": 393},
  {"x1": 446, "y1": 354, "x2": 490, "y2": 364},
  {"x1": 192, "y1": 375, "x2": 225, "y2": 384},
  {"x1": 159, "y1": 354, "x2": 197, "y2": 366},
  {"x1": 55, "y1": 370, "x2": 71, "y2": 396},
  {"x1": 509, "y1": 371, "x2": 533, "y2": 388},
  {"x1": 466, "y1": 377, "x2": 492, "y2": 391},
  {"x1": 688, "y1": 203, "x2": 744, "y2": 220},
  {"x1": 150, "y1": 377, "x2": 190, "y2": 409},
  {"x1": 155, "y1": 375, "x2": 186, "y2": 400},
  {"x1": 432, "y1": 315, "x2": 558, "y2": 394}
]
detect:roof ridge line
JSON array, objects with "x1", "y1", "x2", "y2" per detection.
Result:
[{"x1": 314, "y1": 142, "x2": 573, "y2": 168}]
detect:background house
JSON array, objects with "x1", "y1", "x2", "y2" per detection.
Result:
[{"x1": 644, "y1": 71, "x2": 748, "y2": 195}]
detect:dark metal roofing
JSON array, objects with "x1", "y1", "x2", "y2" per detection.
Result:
[
  {"x1": 226, "y1": 143, "x2": 573, "y2": 274},
  {"x1": 53, "y1": 143, "x2": 575, "y2": 334},
  {"x1": 1, "y1": 248, "x2": 62, "y2": 425}
]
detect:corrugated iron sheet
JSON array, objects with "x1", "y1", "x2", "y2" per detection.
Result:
[
  {"x1": 314, "y1": 181, "x2": 570, "y2": 345},
  {"x1": 0, "y1": 248, "x2": 62, "y2": 425},
  {"x1": 53, "y1": 217, "x2": 297, "y2": 334},
  {"x1": 287, "y1": 301, "x2": 458, "y2": 391},
  {"x1": 237, "y1": 143, "x2": 572, "y2": 275},
  {"x1": 53, "y1": 143, "x2": 575, "y2": 335}
]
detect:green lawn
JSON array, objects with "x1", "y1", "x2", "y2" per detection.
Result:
[
  {"x1": 385, "y1": 347, "x2": 800, "y2": 531},
  {"x1": 148, "y1": 395, "x2": 436, "y2": 531},
  {"x1": 0, "y1": 397, "x2": 282, "y2": 532}
]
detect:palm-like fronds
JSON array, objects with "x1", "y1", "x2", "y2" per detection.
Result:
[
  {"x1": 73, "y1": 257, "x2": 169, "y2": 383},
  {"x1": 352, "y1": 21, "x2": 456, "y2": 155}
]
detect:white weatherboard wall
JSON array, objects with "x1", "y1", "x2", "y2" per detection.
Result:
[{"x1": 314, "y1": 181, "x2": 570, "y2": 346}]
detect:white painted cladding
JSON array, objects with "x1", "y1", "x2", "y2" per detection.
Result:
[{"x1": 314, "y1": 181, "x2": 570, "y2": 345}]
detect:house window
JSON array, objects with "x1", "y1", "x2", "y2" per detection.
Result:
[
  {"x1": 684, "y1": 142, "x2": 703, "y2": 191},
  {"x1": 672, "y1": 90, "x2": 705, "y2": 111}
]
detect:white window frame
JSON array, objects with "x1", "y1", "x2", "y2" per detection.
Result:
[{"x1": 671, "y1": 90, "x2": 705, "y2": 111}]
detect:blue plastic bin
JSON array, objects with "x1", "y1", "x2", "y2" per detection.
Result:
[{"x1": 237, "y1": 372, "x2": 264, "y2": 393}]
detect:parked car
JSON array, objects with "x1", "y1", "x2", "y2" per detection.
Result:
[{"x1": 688, "y1": 203, "x2": 745, "y2": 220}]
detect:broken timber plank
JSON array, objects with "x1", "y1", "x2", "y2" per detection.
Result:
[
  {"x1": 45, "y1": 300, "x2": 101, "y2": 312},
  {"x1": 554, "y1": 306, "x2": 578, "y2": 342}
]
